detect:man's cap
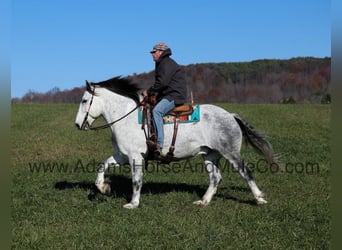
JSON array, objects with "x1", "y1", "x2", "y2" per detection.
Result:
[{"x1": 150, "y1": 42, "x2": 169, "y2": 53}]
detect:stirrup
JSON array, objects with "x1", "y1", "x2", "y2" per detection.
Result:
[
  {"x1": 154, "y1": 146, "x2": 162, "y2": 155},
  {"x1": 146, "y1": 139, "x2": 157, "y2": 150}
]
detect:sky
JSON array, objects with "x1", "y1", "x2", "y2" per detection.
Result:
[{"x1": 11, "y1": 0, "x2": 331, "y2": 98}]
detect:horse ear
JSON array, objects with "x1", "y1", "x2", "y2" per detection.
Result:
[{"x1": 85, "y1": 80, "x2": 92, "y2": 92}]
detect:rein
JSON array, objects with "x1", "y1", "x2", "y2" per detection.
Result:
[
  {"x1": 81, "y1": 85, "x2": 144, "y2": 131},
  {"x1": 89, "y1": 104, "x2": 142, "y2": 131}
]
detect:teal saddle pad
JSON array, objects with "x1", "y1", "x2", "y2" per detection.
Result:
[{"x1": 138, "y1": 105, "x2": 200, "y2": 124}]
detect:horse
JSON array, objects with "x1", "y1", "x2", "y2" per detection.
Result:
[{"x1": 74, "y1": 76, "x2": 276, "y2": 209}]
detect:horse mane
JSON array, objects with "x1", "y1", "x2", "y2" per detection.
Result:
[{"x1": 89, "y1": 76, "x2": 142, "y2": 104}]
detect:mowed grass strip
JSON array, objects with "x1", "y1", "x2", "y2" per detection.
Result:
[{"x1": 11, "y1": 103, "x2": 331, "y2": 249}]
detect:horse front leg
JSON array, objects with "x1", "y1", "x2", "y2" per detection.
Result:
[
  {"x1": 95, "y1": 152, "x2": 126, "y2": 195},
  {"x1": 194, "y1": 153, "x2": 222, "y2": 206},
  {"x1": 123, "y1": 157, "x2": 144, "y2": 209}
]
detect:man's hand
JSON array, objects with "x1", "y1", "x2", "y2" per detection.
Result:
[{"x1": 142, "y1": 89, "x2": 148, "y2": 97}]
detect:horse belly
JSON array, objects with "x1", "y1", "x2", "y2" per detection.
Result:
[{"x1": 163, "y1": 121, "x2": 206, "y2": 158}]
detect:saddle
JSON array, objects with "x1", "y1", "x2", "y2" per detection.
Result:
[
  {"x1": 141, "y1": 97, "x2": 194, "y2": 164},
  {"x1": 168, "y1": 104, "x2": 193, "y2": 116}
]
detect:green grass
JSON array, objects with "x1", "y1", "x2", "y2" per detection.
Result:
[{"x1": 11, "y1": 103, "x2": 331, "y2": 249}]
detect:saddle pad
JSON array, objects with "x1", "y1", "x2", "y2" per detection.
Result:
[{"x1": 138, "y1": 105, "x2": 200, "y2": 124}]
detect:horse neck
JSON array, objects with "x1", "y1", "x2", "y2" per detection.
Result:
[{"x1": 100, "y1": 89, "x2": 138, "y2": 123}]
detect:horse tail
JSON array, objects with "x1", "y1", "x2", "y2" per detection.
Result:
[{"x1": 233, "y1": 114, "x2": 275, "y2": 165}]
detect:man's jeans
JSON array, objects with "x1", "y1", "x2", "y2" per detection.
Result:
[{"x1": 152, "y1": 98, "x2": 175, "y2": 148}]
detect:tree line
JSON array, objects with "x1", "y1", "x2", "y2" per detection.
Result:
[{"x1": 12, "y1": 57, "x2": 331, "y2": 104}]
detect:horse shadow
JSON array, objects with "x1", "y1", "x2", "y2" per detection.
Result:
[{"x1": 54, "y1": 174, "x2": 256, "y2": 205}]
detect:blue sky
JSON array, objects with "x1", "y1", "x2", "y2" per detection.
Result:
[{"x1": 11, "y1": 0, "x2": 331, "y2": 98}]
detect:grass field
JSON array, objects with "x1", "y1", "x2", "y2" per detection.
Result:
[{"x1": 11, "y1": 103, "x2": 331, "y2": 249}]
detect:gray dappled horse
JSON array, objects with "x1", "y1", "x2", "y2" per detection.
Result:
[{"x1": 75, "y1": 77, "x2": 276, "y2": 209}]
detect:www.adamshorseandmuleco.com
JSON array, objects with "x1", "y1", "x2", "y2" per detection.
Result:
[{"x1": 28, "y1": 158, "x2": 321, "y2": 175}]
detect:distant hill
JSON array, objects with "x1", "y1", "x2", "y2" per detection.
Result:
[{"x1": 13, "y1": 57, "x2": 331, "y2": 104}]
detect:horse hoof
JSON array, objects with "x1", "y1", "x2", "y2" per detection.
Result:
[
  {"x1": 123, "y1": 203, "x2": 139, "y2": 209},
  {"x1": 256, "y1": 198, "x2": 268, "y2": 204},
  {"x1": 96, "y1": 183, "x2": 111, "y2": 195},
  {"x1": 193, "y1": 200, "x2": 209, "y2": 206},
  {"x1": 256, "y1": 193, "x2": 267, "y2": 204}
]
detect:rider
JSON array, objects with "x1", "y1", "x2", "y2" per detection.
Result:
[{"x1": 143, "y1": 42, "x2": 187, "y2": 155}]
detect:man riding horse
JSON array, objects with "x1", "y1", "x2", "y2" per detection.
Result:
[{"x1": 143, "y1": 42, "x2": 187, "y2": 156}]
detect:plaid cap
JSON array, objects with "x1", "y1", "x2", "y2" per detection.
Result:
[{"x1": 150, "y1": 42, "x2": 169, "y2": 53}]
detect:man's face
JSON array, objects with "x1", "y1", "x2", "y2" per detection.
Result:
[{"x1": 151, "y1": 50, "x2": 162, "y2": 62}]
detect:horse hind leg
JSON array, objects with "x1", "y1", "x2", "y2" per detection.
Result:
[
  {"x1": 193, "y1": 152, "x2": 222, "y2": 206},
  {"x1": 228, "y1": 154, "x2": 267, "y2": 204}
]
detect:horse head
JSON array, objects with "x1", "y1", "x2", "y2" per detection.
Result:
[{"x1": 75, "y1": 81, "x2": 103, "y2": 130}]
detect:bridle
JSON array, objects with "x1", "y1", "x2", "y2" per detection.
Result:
[
  {"x1": 80, "y1": 85, "x2": 143, "y2": 131},
  {"x1": 80, "y1": 88, "x2": 95, "y2": 130}
]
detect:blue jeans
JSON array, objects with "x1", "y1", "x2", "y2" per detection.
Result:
[{"x1": 152, "y1": 98, "x2": 175, "y2": 148}]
